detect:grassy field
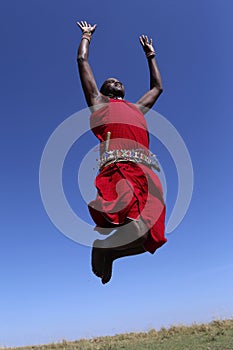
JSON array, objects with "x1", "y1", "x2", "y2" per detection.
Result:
[{"x1": 2, "y1": 319, "x2": 233, "y2": 350}]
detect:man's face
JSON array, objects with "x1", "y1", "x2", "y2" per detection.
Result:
[{"x1": 101, "y1": 78, "x2": 125, "y2": 98}]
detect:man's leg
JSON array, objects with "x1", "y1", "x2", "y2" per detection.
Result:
[
  {"x1": 101, "y1": 244, "x2": 146, "y2": 284},
  {"x1": 95, "y1": 219, "x2": 148, "y2": 250},
  {"x1": 91, "y1": 219, "x2": 148, "y2": 282}
]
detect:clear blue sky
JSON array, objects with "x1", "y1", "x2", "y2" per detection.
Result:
[{"x1": 1, "y1": 0, "x2": 233, "y2": 347}]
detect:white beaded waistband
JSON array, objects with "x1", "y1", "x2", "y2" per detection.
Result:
[{"x1": 99, "y1": 149, "x2": 160, "y2": 172}]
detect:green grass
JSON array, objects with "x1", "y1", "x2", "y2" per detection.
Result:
[{"x1": 2, "y1": 319, "x2": 233, "y2": 350}]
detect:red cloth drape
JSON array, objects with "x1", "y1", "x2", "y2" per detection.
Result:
[{"x1": 88, "y1": 99, "x2": 167, "y2": 254}]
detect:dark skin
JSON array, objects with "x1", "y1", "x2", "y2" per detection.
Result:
[
  {"x1": 77, "y1": 21, "x2": 163, "y2": 113},
  {"x1": 77, "y1": 21, "x2": 163, "y2": 283}
]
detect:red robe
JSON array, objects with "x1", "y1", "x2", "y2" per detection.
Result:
[{"x1": 88, "y1": 99, "x2": 167, "y2": 254}]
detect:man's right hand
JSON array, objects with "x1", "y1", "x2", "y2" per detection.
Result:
[{"x1": 77, "y1": 20, "x2": 97, "y2": 34}]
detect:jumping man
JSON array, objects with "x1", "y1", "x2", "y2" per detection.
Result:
[{"x1": 77, "y1": 21, "x2": 167, "y2": 284}]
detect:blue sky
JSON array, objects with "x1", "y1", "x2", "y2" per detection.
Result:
[{"x1": 1, "y1": 0, "x2": 233, "y2": 347}]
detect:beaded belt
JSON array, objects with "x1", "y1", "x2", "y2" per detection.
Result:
[{"x1": 99, "y1": 149, "x2": 160, "y2": 172}]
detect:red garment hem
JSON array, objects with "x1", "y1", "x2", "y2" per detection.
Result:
[{"x1": 88, "y1": 162, "x2": 167, "y2": 254}]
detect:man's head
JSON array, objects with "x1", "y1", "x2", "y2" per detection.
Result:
[{"x1": 100, "y1": 78, "x2": 125, "y2": 99}]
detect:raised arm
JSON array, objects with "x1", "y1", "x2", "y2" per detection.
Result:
[
  {"x1": 76, "y1": 21, "x2": 107, "y2": 108},
  {"x1": 136, "y1": 35, "x2": 163, "y2": 114}
]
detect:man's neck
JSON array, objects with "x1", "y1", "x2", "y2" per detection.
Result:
[
  {"x1": 109, "y1": 96, "x2": 123, "y2": 100},
  {"x1": 107, "y1": 93, "x2": 123, "y2": 100}
]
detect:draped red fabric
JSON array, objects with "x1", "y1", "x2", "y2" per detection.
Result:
[{"x1": 88, "y1": 99, "x2": 167, "y2": 254}]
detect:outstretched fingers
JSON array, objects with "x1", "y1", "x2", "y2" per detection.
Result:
[
  {"x1": 139, "y1": 34, "x2": 155, "y2": 54},
  {"x1": 76, "y1": 20, "x2": 97, "y2": 33},
  {"x1": 139, "y1": 35, "x2": 145, "y2": 46},
  {"x1": 139, "y1": 34, "x2": 153, "y2": 45},
  {"x1": 139, "y1": 34, "x2": 149, "y2": 46}
]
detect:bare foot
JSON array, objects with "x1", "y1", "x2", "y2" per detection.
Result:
[
  {"x1": 101, "y1": 251, "x2": 114, "y2": 284},
  {"x1": 91, "y1": 240, "x2": 105, "y2": 278}
]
